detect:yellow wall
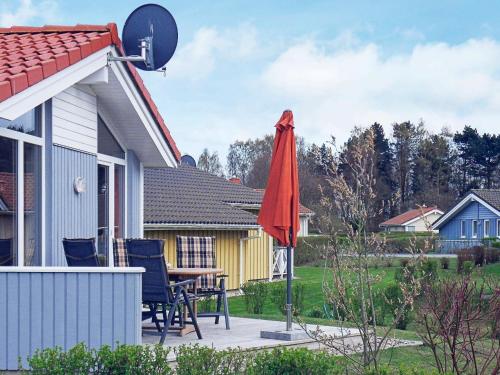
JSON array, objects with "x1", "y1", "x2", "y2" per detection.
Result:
[{"x1": 145, "y1": 229, "x2": 271, "y2": 290}]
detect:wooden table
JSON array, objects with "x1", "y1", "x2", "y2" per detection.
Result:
[{"x1": 168, "y1": 267, "x2": 224, "y2": 336}]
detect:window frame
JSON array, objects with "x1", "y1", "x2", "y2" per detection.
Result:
[
  {"x1": 460, "y1": 220, "x2": 466, "y2": 238},
  {"x1": 471, "y1": 220, "x2": 478, "y2": 238},
  {"x1": 484, "y1": 219, "x2": 490, "y2": 238},
  {"x1": 497, "y1": 219, "x2": 500, "y2": 239},
  {"x1": 0, "y1": 105, "x2": 45, "y2": 267}
]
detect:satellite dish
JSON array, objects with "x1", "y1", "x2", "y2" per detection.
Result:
[
  {"x1": 111, "y1": 4, "x2": 178, "y2": 71},
  {"x1": 180, "y1": 154, "x2": 196, "y2": 167}
]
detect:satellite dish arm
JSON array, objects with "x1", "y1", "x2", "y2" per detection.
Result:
[{"x1": 108, "y1": 39, "x2": 149, "y2": 63}]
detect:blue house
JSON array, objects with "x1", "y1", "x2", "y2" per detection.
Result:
[
  {"x1": 433, "y1": 189, "x2": 500, "y2": 252},
  {"x1": 0, "y1": 24, "x2": 180, "y2": 369}
]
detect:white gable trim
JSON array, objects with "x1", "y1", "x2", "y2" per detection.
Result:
[
  {"x1": 433, "y1": 193, "x2": 500, "y2": 229},
  {"x1": 402, "y1": 209, "x2": 444, "y2": 226},
  {"x1": 108, "y1": 48, "x2": 177, "y2": 167},
  {"x1": 0, "y1": 47, "x2": 110, "y2": 120}
]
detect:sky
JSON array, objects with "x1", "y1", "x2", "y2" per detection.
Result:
[{"x1": 2, "y1": 0, "x2": 500, "y2": 163}]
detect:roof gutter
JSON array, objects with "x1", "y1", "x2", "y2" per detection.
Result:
[{"x1": 144, "y1": 223, "x2": 261, "y2": 231}]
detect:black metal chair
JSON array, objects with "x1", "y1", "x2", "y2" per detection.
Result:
[
  {"x1": 176, "y1": 235, "x2": 230, "y2": 329},
  {"x1": 0, "y1": 239, "x2": 13, "y2": 266},
  {"x1": 126, "y1": 239, "x2": 202, "y2": 344},
  {"x1": 62, "y1": 238, "x2": 100, "y2": 267}
]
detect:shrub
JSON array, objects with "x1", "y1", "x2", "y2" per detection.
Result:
[
  {"x1": 307, "y1": 306, "x2": 324, "y2": 319},
  {"x1": 399, "y1": 258, "x2": 409, "y2": 268},
  {"x1": 175, "y1": 345, "x2": 245, "y2": 375},
  {"x1": 383, "y1": 235, "x2": 436, "y2": 254},
  {"x1": 248, "y1": 347, "x2": 341, "y2": 375},
  {"x1": 241, "y1": 281, "x2": 268, "y2": 314},
  {"x1": 439, "y1": 257, "x2": 449, "y2": 269},
  {"x1": 294, "y1": 236, "x2": 330, "y2": 266},
  {"x1": 198, "y1": 296, "x2": 214, "y2": 313},
  {"x1": 457, "y1": 249, "x2": 474, "y2": 272},
  {"x1": 24, "y1": 343, "x2": 346, "y2": 374},
  {"x1": 420, "y1": 259, "x2": 438, "y2": 281},
  {"x1": 485, "y1": 247, "x2": 499, "y2": 264},
  {"x1": 382, "y1": 284, "x2": 411, "y2": 330},
  {"x1": 384, "y1": 257, "x2": 393, "y2": 267},
  {"x1": 395, "y1": 263, "x2": 418, "y2": 284},
  {"x1": 270, "y1": 282, "x2": 305, "y2": 316},
  {"x1": 24, "y1": 343, "x2": 173, "y2": 374},
  {"x1": 492, "y1": 240, "x2": 500, "y2": 249},
  {"x1": 457, "y1": 246, "x2": 499, "y2": 268},
  {"x1": 461, "y1": 260, "x2": 474, "y2": 275},
  {"x1": 472, "y1": 246, "x2": 485, "y2": 266}
]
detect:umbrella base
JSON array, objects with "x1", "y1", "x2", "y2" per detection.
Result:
[{"x1": 260, "y1": 328, "x2": 308, "y2": 341}]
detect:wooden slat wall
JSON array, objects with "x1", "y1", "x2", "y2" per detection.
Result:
[
  {"x1": 0, "y1": 270, "x2": 142, "y2": 371},
  {"x1": 145, "y1": 229, "x2": 271, "y2": 290},
  {"x1": 50, "y1": 146, "x2": 97, "y2": 266},
  {"x1": 244, "y1": 230, "x2": 271, "y2": 282}
]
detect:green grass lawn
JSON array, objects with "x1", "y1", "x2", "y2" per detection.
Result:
[
  {"x1": 228, "y1": 261, "x2": 500, "y2": 370},
  {"x1": 230, "y1": 260, "x2": 499, "y2": 322}
]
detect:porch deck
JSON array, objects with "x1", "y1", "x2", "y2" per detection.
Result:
[{"x1": 142, "y1": 317, "x2": 422, "y2": 361}]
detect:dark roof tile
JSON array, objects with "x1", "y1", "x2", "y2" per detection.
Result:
[
  {"x1": 144, "y1": 166, "x2": 263, "y2": 226},
  {"x1": 471, "y1": 189, "x2": 500, "y2": 211}
]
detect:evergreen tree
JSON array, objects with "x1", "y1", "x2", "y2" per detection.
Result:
[
  {"x1": 391, "y1": 121, "x2": 425, "y2": 211},
  {"x1": 371, "y1": 123, "x2": 395, "y2": 224}
]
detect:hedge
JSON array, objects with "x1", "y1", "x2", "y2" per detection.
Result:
[
  {"x1": 22, "y1": 343, "x2": 440, "y2": 374},
  {"x1": 294, "y1": 234, "x2": 436, "y2": 266}
]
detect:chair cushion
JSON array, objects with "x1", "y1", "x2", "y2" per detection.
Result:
[
  {"x1": 113, "y1": 238, "x2": 129, "y2": 267},
  {"x1": 176, "y1": 236, "x2": 216, "y2": 290}
]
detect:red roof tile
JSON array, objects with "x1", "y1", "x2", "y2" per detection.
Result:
[
  {"x1": 0, "y1": 23, "x2": 181, "y2": 162},
  {"x1": 380, "y1": 206, "x2": 441, "y2": 226}
]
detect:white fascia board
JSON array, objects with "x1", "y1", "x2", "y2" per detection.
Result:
[
  {"x1": 0, "y1": 48, "x2": 110, "y2": 120},
  {"x1": 108, "y1": 48, "x2": 177, "y2": 167},
  {"x1": 433, "y1": 193, "x2": 500, "y2": 230},
  {"x1": 402, "y1": 209, "x2": 445, "y2": 226},
  {"x1": 143, "y1": 223, "x2": 260, "y2": 231}
]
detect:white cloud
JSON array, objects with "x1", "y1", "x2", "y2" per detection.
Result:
[
  {"x1": 0, "y1": 0, "x2": 59, "y2": 27},
  {"x1": 167, "y1": 23, "x2": 258, "y2": 81},
  {"x1": 261, "y1": 37, "x2": 500, "y2": 144}
]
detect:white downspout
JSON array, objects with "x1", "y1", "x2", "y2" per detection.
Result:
[{"x1": 239, "y1": 227, "x2": 262, "y2": 288}]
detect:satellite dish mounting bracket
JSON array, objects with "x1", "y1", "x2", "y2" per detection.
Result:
[{"x1": 108, "y1": 38, "x2": 153, "y2": 67}]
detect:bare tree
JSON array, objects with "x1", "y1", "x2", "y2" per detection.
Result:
[
  {"x1": 305, "y1": 127, "x2": 425, "y2": 374},
  {"x1": 197, "y1": 148, "x2": 225, "y2": 177},
  {"x1": 416, "y1": 276, "x2": 499, "y2": 374}
]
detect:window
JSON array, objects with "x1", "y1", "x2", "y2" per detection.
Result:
[
  {"x1": 0, "y1": 137, "x2": 17, "y2": 266},
  {"x1": 484, "y1": 220, "x2": 490, "y2": 238},
  {"x1": 472, "y1": 220, "x2": 478, "y2": 238},
  {"x1": 98, "y1": 116, "x2": 125, "y2": 159},
  {"x1": 23, "y1": 143, "x2": 42, "y2": 266},
  {"x1": 497, "y1": 219, "x2": 500, "y2": 239},
  {"x1": 0, "y1": 106, "x2": 41, "y2": 136},
  {"x1": 460, "y1": 220, "x2": 466, "y2": 238},
  {"x1": 0, "y1": 106, "x2": 43, "y2": 266}
]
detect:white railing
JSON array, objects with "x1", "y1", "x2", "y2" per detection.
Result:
[{"x1": 272, "y1": 246, "x2": 294, "y2": 278}]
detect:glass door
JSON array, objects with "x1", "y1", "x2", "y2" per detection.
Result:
[{"x1": 97, "y1": 164, "x2": 110, "y2": 266}]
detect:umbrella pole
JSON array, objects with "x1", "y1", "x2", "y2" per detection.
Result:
[{"x1": 286, "y1": 229, "x2": 293, "y2": 331}]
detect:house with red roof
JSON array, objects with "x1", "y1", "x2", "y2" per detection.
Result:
[
  {"x1": 0, "y1": 23, "x2": 181, "y2": 369},
  {"x1": 379, "y1": 206, "x2": 443, "y2": 232}
]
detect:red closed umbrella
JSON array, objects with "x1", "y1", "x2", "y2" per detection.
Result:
[{"x1": 258, "y1": 109, "x2": 300, "y2": 331}]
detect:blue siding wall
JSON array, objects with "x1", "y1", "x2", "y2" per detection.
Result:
[
  {"x1": 439, "y1": 201, "x2": 499, "y2": 240},
  {"x1": 49, "y1": 146, "x2": 98, "y2": 266},
  {"x1": 0, "y1": 269, "x2": 142, "y2": 370},
  {"x1": 127, "y1": 150, "x2": 142, "y2": 238}
]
